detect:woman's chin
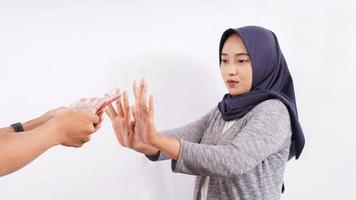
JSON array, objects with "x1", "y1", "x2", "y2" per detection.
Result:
[
  {"x1": 228, "y1": 92, "x2": 242, "y2": 96},
  {"x1": 228, "y1": 90, "x2": 248, "y2": 96}
]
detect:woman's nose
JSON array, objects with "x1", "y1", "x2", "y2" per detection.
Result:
[
  {"x1": 228, "y1": 72, "x2": 237, "y2": 76},
  {"x1": 227, "y1": 67, "x2": 237, "y2": 76}
]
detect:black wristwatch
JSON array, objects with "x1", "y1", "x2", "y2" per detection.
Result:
[{"x1": 11, "y1": 122, "x2": 24, "y2": 132}]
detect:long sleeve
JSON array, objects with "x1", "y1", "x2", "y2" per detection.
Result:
[
  {"x1": 171, "y1": 100, "x2": 292, "y2": 178},
  {"x1": 146, "y1": 107, "x2": 216, "y2": 161}
]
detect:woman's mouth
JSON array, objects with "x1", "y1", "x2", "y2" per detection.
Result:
[{"x1": 226, "y1": 80, "x2": 239, "y2": 88}]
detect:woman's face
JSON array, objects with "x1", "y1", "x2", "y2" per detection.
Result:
[{"x1": 220, "y1": 34, "x2": 253, "y2": 96}]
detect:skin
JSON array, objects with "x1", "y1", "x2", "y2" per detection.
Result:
[
  {"x1": 107, "y1": 34, "x2": 253, "y2": 161},
  {"x1": 0, "y1": 107, "x2": 103, "y2": 177},
  {"x1": 105, "y1": 82, "x2": 159, "y2": 156},
  {"x1": 0, "y1": 107, "x2": 67, "y2": 135},
  {"x1": 220, "y1": 34, "x2": 253, "y2": 96},
  {"x1": 106, "y1": 80, "x2": 178, "y2": 159}
]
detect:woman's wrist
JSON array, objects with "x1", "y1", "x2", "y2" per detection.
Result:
[
  {"x1": 149, "y1": 133, "x2": 180, "y2": 160},
  {"x1": 149, "y1": 132, "x2": 162, "y2": 149},
  {"x1": 134, "y1": 141, "x2": 159, "y2": 155}
]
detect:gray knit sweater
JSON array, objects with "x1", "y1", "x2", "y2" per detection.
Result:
[{"x1": 148, "y1": 99, "x2": 292, "y2": 200}]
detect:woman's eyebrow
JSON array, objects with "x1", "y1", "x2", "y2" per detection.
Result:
[
  {"x1": 221, "y1": 53, "x2": 249, "y2": 56},
  {"x1": 234, "y1": 53, "x2": 249, "y2": 56}
]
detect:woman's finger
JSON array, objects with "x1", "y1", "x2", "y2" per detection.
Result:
[
  {"x1": 116, "y1": 94, "x2": 124, "y2": 118},
  {"x1": 131, "y1": 105, "x2": 137, "y2": 121},
  {"x1": 105, "y1": 104, "x2": 117, "y2": 120},
  {"x1": 123, "y1": 122, "x2": 131, "y2": 146},
  {"x1": 128, "y1": 121, "x2": 136, "y2": 146},
  {"x1": 123, "y1": 91, "x2": 132, "y2": 122},
  {"x1": 149, "y1": 94, "x2": 154, "y2": 118},
  {"x1": 137, "y1": 79, "x2": 145, "y2": 107},
  {"x1": 140, "y1": 82, "x2": 148, "y2": 112},
  {"x1": 133, "y1": 81, "x2": 139, "y2": 104}
]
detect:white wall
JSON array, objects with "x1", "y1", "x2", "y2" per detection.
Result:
[{"x1": 0, "y1": 0, "x2": 355, "y2": 199}]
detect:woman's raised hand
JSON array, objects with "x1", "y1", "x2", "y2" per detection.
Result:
[
  {"x1": 106, "y1": 87, "x2": 158, "y2": 155},
  {"x1": 132, "y1": 79, "x2": 158, "y2": 146}
]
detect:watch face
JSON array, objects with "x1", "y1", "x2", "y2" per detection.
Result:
[{"x1": 11, "y1": 123, "x2": 24, "y2": 132}]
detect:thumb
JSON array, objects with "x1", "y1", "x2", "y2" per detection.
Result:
[{"x1": 90, "y1": 114, "x2": 100, "y2": 124}]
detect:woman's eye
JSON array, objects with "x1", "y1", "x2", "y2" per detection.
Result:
[
  {"x1": 238, "y1": 59, "x2": 249, "y2": 63},
  {"x1": 222, "y1": 59, "x2": 228, "y2": 63}
]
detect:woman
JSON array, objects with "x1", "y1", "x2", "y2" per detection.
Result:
[{"x1": 106, "y1": 26, "x2": 305, "y2": 199}]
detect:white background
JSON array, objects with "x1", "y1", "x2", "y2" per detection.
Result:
[{"x1": 1, "y1": 0, "x2": 355, "y2": 199}]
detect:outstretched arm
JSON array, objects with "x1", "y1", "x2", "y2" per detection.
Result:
[
  {"x1": 134, "y1": 81, "x2": 292, "y2": 178},
  {"x1": 0, "y1": 107, "x2": 67, "y2": 135},
  {"x1": 0, "y1": 109, "x2": 100, "y2": 177}
]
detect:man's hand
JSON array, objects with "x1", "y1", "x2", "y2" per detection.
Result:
[
  {"x1": 48, "y1": 109, "x2": 100, "y2": 148},
  {"x1": 39, "y1": 107, "x2": 67, "y2": 124}
]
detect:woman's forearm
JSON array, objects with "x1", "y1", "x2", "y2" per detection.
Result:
[
  {"x1": 151, "y1": 132, "x2": 181, "y2": 160},
  {"x1": 0, "y1": 123, "x2": 59, "y2": 176}
]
